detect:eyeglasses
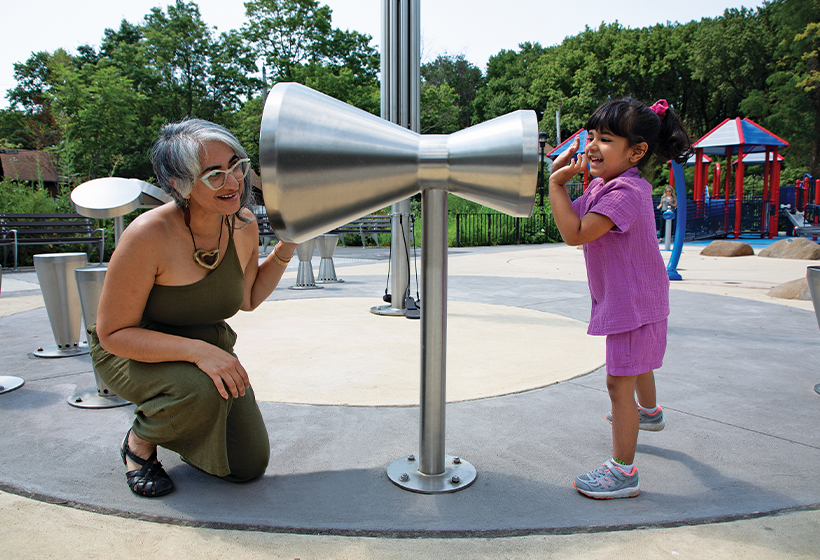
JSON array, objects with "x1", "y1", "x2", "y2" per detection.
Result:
[{"x1": 197, "y1": 158, "x2": 251, "y2": 190}]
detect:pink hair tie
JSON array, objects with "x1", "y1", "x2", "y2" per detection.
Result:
[{"x1": 649, "y1": 99, "x2": 669, "y2": 119}]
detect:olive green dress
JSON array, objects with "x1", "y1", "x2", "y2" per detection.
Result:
[{"x1": 88, "y1": 227, "x2": 269, "y2": 482}]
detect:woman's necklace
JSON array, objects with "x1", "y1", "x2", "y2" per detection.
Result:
[{"x1": 184, "y1": 205, "x2": 224, "y2": 270}]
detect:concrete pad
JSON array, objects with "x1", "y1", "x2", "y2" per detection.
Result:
[
  {"x1": 0, "y1": 294, "x2": 44, "y2": 317},
  {"x1": 232, "y1": 298, "x2": 604, "y2": 406}
]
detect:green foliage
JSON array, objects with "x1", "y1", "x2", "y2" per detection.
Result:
[
  {"x1": 420, "y1": 82, "x2": 459, "y2": 134},
  {"x1": 0, "y1": 179, "x2": 70, "y2": 213},
  {"x1": 421, "y1": 54, "x2": 483, "y2": 129}
]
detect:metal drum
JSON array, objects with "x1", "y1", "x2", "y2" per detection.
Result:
[
  {"x1": 32, "y1": 253, "x2": 89, "y2": 358},
  {"x1": 67, "y1": 266, "x2": 129, "y2": 408}
]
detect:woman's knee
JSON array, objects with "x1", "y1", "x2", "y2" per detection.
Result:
[{"x1": 225, "y1": 446, "x2": 270, "y2": 482}]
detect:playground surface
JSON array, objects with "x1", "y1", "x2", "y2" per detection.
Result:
[{"x1": 1, "y1": 240, "x2": 819, "y2": 559}]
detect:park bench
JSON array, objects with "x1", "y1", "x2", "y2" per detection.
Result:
[
  {"x1": 332, "y1": 214, "x2": 393, "y2": 247},
  {"x1": 0, "y1": 213, "x2": 105, "y2": 269}
]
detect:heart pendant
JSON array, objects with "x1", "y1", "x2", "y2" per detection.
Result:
[{"x1": 193, "y1": 249, "x2": 221, "y2": 270}]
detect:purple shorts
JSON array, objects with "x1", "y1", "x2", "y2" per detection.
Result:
[{"x1": 606, "y1": 319, "x2": 667, "y2": 376}]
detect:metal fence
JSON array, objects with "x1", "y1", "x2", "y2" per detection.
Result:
[
  {"x1": 453, "y1": 192, "x2": 781, "y2": 248},
  {"x1": 454, "y1": 211, "x2": 560, "y2": 247}
]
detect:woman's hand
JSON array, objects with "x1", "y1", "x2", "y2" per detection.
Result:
[
  {"x1": 191, "y1": 340, "x2": 250, "y2": 400},
  {"x1": 549, "y1": 137, "x2": 586, "y2": 189}
]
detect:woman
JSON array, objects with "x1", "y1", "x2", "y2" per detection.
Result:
[
  {"x1": 89, "y1": 119, "x2": 297, "y2": 497},
  {"x1": 657, "y1": 186, "x2": 677, "y2": 211}
]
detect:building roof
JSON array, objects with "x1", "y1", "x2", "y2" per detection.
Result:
[{"x1": 0, "y1": 149, "x2": 58, "y2": 183}]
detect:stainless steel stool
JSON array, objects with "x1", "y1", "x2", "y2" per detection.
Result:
[
  {"x1": 32, "y1": 253, "x2": 89, "y2": 358},
  {"x1": 67, "y1": 266, "x2": 129, "y2": 408},
  {"x1": 289, "y1": 238, "x2": 323, "y2": 290},
  {"x1": 316, "y1": 234, "x2": 343, "y2": 283}
]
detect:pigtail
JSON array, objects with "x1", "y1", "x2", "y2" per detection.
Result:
[{"x1": 653, "y1": 104, "x2": 693, "y2": 165}]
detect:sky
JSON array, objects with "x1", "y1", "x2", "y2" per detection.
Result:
[{"x1": 1, "y1": 0, "x2": 766, "y2": 110}]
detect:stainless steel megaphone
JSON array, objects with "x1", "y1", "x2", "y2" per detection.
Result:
[{"x1": 260, "y1": 82, "x2": 538, "y2": 243}]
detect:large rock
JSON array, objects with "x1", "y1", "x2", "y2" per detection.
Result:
[
  {"x1": 700, "y1": 240, "x2": 754, "y2": 257},
  {"x1": 759, "y1": 238, "x2": 820, "y2": 260},
  {"x1": 767, "y1": 277, "x2": 811, "y2": 300}
]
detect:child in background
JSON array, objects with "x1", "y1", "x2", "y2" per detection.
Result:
[{"x1": 548, "y1": 98, "x2": 691, "y2": 499}]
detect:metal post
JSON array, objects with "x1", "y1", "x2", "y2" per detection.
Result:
[
  {"x1": 387, "y1": 187, "x2": 476, "y2": 492},
  {"x1": 372, "y1": 0, "x2": 419, "y2": 317},
  {"x1": 384, "y1": 0, "x2": 476, "y2": 492},
  {"x1": 419, "y1": 187, "x2": 447, "y2": 474}
]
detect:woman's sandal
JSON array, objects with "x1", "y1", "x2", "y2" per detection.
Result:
[{"x1": 120, "y1": 428, "x2": 174, "y2": 497}]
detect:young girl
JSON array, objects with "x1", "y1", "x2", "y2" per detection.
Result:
[{"x1": 548, "y1": 98, "x2": 691, "y2": 499}]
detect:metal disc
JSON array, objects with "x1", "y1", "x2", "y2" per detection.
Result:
[
  {"x1": 387, "y1": 454, "x2": 477, "y2": 494},
  {"x1": 370, "y1": 304, "x2": 406, "y2": 316},
  {"x1": 0, "y1": 376, "x2": 24, "y2": 394},
  {"x1": 71, "y1": 177, "x2": 142, "y2": 219},
  {"x1": 67, "y1": 387, "x2": 130, "y2": 409},
  {"x1": 815, "y1": 383, "x2": 820, "y2": 395},
  {"x1": 32, "y1": 343, "x2": 90, "y2": 358}
]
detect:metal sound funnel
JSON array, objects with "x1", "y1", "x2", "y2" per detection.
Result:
[
  {"x1": 260, "y1": 82, "x2": 537, "y2": 243},
  {"x1": 260, "y1": 82, "x2": 538, "y2": 494}
]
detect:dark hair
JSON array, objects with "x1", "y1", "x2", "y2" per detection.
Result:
[
  {"x1": 150, "y1": 118, "x2": 254, "y2": 222},
  {"x1": 585, "y1": 97, "x2": 692, "y2": 168}
]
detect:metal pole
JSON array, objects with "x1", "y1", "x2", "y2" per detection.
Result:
[
  {"x1": 384, "y1": 0, "x2": 476, "y2": 493},
  {"x1": 419, "y1": 187, "x2": 447, "y2": 475},
  {"x1": 372, "y1": 0, "x2": 418, "y2": 317}
]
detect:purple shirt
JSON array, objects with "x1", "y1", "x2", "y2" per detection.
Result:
[{"x1": 571, "y1": 167, "x2": 669, "y2": 335}]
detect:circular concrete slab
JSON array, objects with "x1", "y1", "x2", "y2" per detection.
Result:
[{"x1": 231, "y1": 297, "x2": 604, "y2": 406}]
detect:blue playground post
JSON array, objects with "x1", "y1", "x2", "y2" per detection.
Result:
[{"x1": 666, "y1": 161, "x2": 687, "y2": 281}]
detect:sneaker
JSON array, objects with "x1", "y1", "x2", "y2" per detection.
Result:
[
  {"x1": 573, "y1": 460, "x2": 640, "y2": 499},
  {"x1": 606, "y1": 405, "x2": 665, "y2": 431}
]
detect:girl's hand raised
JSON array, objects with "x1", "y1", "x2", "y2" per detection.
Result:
[{"x1": 549, "y1": 137, "x2": 587, "y2": 189}]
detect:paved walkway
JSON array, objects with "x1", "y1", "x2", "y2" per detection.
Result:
[{"x1": 1, "y1": 241, "x2": 819, "y2": 559}]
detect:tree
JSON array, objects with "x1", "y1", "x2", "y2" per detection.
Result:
[
  {"x1": 741, "y1": 0, "x2": 820, "y2": 177},
  {"x1": 243, "y1": 0, "x2": 333, "y2": 82},
  {"x1": 421, "y1": 54, "x2": 483, "y2": 129},
  {"x1": 472, "y1": 43, "x2": 546, "y2": 126},
  {"x1": 50, "y1": 61, "x2": 143, "y2": 179},
  {"x1": 688, "y1": 7, "x2": 775, "y2": 133},
  {"x1": 420, "y1": 82, "x2": 459, "y2": 134}
]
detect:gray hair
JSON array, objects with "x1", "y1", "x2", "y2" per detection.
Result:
[{"x1": 150, "y1": 118, "x2": 254, "y2": 220}]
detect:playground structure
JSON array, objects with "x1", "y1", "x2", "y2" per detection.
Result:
[{"x1": 684, "y1": 117, "x2": 789, "y2": 239}]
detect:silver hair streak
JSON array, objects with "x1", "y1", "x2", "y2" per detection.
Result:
[{"x1": 150, "y1": 118, "x2": 255, "y2": 220}]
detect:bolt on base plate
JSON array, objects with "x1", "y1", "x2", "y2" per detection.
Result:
[
  {"x1": 67, "y1": 387, "x2": 130, "y2": 409},
  {"x1": 815, "y1": 383, "x2": 820, "y2": 395},
  {"x1": 0, "y1": 376, "x2": 25, "y2": 394},
  {"x1": 387, "y1": 454, "x2": 477, "y2": 493}
]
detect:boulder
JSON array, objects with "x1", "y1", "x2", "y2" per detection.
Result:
[
  {"x1": 767, "y1": 277, "x2": 811, "y2": 300},
  {"x1": 759, "y1": 238, "x2": 820, "y2": 260},
  {"x1": 700, "y1": 240, "x2": 754, "y2": 257}
]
